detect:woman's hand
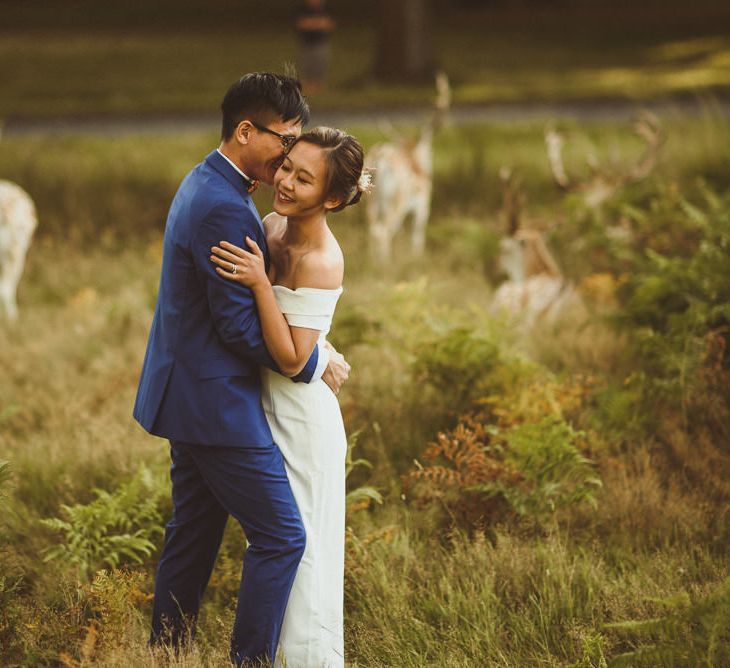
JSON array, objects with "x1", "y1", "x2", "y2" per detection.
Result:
[{"x1": 210, "y1": 237, "x2": 268, "y2": 290}]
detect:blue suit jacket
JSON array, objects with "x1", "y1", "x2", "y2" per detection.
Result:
[{"x1": 133, "y1": 150, "x2": 319, "y2": 447}]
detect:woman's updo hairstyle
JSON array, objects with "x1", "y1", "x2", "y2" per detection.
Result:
[{"x1": 294, "y1": 127, "x2": 370, "y2": 213}]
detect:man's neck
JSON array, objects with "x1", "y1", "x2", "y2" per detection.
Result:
[{"x1": 217, "y1": 144, "x2": 250, "y2": 179}]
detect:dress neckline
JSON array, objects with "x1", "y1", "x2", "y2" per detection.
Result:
[{"x1": 272, "y1": 284, "x2": 343, "y2": 295}]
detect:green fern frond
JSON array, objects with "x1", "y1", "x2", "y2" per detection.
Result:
[
  {"x1": 346, "y1": 486, "x2": 383, "y2": 510},
  {"x1": 0, "y1": 460, "x2": 11, "y2": 502},
  {"x1": 40, "y1": 465, "x2": 165, "y2": 578},
  {"x1": 345, "y1": 430, "x2": 383, "y2": 515},
  {"x1": 606, "y1": 578, "x2": 730, "y2": 667}
]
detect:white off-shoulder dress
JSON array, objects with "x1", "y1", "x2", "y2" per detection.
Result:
[{"x1": 261, "y1": 285, "x2": 346, "y2": 668}]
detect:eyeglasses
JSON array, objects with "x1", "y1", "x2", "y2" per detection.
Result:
[{"x1": 251, "y1": 122, "x2": 297, "y2": 151}]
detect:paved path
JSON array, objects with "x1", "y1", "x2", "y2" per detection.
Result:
[{"x1": 4, "y1": 98, "x2": 729, "y2": 137}]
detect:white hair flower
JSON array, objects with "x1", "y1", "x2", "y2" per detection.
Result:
[{"x1": 357, "y1": 170, "x2": 374, "y2": 194}]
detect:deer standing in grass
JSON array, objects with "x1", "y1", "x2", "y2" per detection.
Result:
[
  {"x1": 365, "y1": 71, "x2": 450, "y2": 262},
  {"x1": 490, "y1": 168, "x2": 584, "y2": 330},
  {"x1": 0, "y1": 132, "x2": 38, "y2": 320}
]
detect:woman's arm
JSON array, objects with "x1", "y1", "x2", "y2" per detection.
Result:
[{"x1": 210, "y1": 238, "x2": 319, "y2": 377}]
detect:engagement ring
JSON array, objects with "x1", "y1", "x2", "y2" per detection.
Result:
[{"x1": 231, "y1": 264, "x2": 237, "y2": 275}]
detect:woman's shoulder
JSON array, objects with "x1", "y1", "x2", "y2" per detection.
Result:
[{"x1": 294, "y1": 242, "x2": 344, "y2": 290}]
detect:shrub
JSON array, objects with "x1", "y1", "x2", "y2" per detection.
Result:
[
  {"x1": 403, "y1": 418, "x2": 524, "y2": 530},
  {"x1": 40, "y1": 466, "x2": 165, "y2": 578},
  {"x1": 412, "y1": 325, "x2": 517, "y2": 418},
  {"x1": 404, "y1": 415, "x2": 602, "y2": 531},
  {"x1": 494, "y1": 417, "x2": 602, "y2": 519},
  {"x1": 414, "y1": 328, "x2": 499, "y2": 394},
  {"x1": 333, "y1": 280, "x2": 521, "y2": 472},
  {"x1": 616, "y1": 183, "x2": 730, "y2": 437}
]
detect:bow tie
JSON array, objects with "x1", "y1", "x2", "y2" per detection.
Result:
[{"x1": 243, "y1": 176, "x2": 259, "y2": 194}]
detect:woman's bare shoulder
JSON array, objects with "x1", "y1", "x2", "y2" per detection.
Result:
[{"x1": 294, "y1": 241, "x2": 344, "y2": 290}]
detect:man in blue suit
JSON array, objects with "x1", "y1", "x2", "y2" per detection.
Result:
[{"x1": 133, "y1": 73, "x2": 350, "y2": 665}]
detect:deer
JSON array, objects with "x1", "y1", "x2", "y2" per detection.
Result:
[
  {"x1": 491, "y1": 169, "x2": 627, "y2": 368},
  {"x1": 365, "y1": 71, "x2": 450, "y2": 263},
  {"x1": 0, "y1": 181, "x2": 37, "y2": 321},
  {"x1": 0, "y1": 127, "x2": 38, "y2": 321},
  {"x1": 490, "y1": 167, "x2": 585, "y2": 330},
  {"x1": 544, "y1": 111, "x2": 664, "y2": 211}
]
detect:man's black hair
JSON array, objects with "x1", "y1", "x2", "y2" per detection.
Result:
[{"x1": 221, "y1": 72, "x2": 310, "y2": 141}]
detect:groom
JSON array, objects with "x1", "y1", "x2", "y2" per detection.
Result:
[{"x1": 133, "y1": 73, "x2": 349, "y2": 665}]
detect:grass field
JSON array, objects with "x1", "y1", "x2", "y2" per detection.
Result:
[
  {"x1": 1, "y1": 111, "x2": 729, "y2": 665},
  {"x1": 2, "y1": 1, "x2": 730, "y2": 118}
]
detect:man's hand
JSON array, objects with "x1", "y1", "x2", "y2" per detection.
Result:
[{"x1": 322, "y1": 341, "x2": 350, "y2": 395}]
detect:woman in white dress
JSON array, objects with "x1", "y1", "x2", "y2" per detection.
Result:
[{"x1": 210, "y1": 127, "x2": 370, "y2": 667}]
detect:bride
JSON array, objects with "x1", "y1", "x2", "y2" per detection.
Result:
[{"x1": 210, "y1": 126, "x2": 369, "y2": 667}]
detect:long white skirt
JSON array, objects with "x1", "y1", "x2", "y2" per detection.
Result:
[{"x1": 261, "y1": 368, "x2": 347, "y2": 668}]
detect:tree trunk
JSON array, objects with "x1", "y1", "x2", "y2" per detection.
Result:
[{"x1": 375, "y1": 0, "x2": 434, "y2": 82}]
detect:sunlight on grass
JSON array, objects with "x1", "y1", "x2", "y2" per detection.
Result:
[
  {"x1": 1, "y1": 115, "x2": 729, "y2": 665},
  {"x1": 648, "y1": 36, "x2": 730, "y2": 62}
]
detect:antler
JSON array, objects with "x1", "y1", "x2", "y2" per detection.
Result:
[
  {"x1": 435, "y1": 71, "x2": 451, "y2": 115},
  {"x1": 432, "y1": 70, "x2": 451, "y2": 130},
  {"x1": 624, "y1": 110, "x2": 664, "y2": 184},
  {"x1": 499, "y1": 166, "x2": 523, "y2": 236},
  {"x1": 544, "y1": 122, "x2": 574, "y2": 192},
  {"x1": 545, "y1": 113, "x2": 664, "y2": 207}
]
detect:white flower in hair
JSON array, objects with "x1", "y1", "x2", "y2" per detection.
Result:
[{"x1": 357, "y1": 170, "x2": 374, "y2": 194}]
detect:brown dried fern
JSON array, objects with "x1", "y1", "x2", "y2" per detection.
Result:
[{"x1": 403, "y1": 421, "x2": 523, "y2": 528}]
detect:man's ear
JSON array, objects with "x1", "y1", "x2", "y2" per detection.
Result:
[{"x1": 235, "y1": 121, "x2": 253, "y2": 145}]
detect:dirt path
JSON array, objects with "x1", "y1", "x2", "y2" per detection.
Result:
[{"x1": 5, "y1": 97, "x2": 729, "y2": 137}]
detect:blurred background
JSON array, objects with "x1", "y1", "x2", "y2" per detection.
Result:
[
  {"x1": 1, "y1": 2, "x2": 730, "y2": 666},
  {"x1": 2, "y1": 0, "x2": 730, "y2": 121}
]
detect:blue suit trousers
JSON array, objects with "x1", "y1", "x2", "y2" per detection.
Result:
[{"x1": 150, "y1": 441, "x2": 306, "y2": 665}]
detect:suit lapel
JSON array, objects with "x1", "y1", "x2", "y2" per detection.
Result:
[
  {"x1": 203, "y1": 150, "x2": 270, "y2": 265},
  {"x1": 204, "y1": 150, "x2": 266, "y2": 234},
  {"x1": 242, "y1": 196, "x2": 271, "y2": 269},
  {"x1": 205, "y1": 150, "x2": 249, "y2": 197}
]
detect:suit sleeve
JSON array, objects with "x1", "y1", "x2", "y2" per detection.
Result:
[{"x1": 191, "y1": 202, "x2": 319, "y2": 382}]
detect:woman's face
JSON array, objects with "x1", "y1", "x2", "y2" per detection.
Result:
[{"x1": 273, "y1": 141, "x2": 339, "y2": 217}]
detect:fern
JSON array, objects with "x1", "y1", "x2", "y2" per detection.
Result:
[
  {"x1": 346, "y1": 431, "x2": 383, "y2": 515},
  {"x1": 0, "y1": 460, "x2": 10, "y2": 501},
  {"x1": 405, "y1": 415, "x2": 602, "y2": 529},
  {"x1": 343, "y1": 432, "x2": 393, "y2": 583},
  {"x1": 404, "y1": 419, "x2": 524, "y2": 528},
  {"x1": 605, "y1": 578, "x2": 730, "y2": 667},
  {"x1": 618, "y1": 187, "x2": 730, "y2": 420},
  {"x1": 89, "y1": 569, "x2": 150, "y2": 632},
  {"x1": 40, "y1": 466, "x2": 164, "y2": 578},
  {"x1": 412, "y1": 326, "x2": 502, "y2": 413},
  {"x1": 498, "y1": 417, "x2": 603, "y2": 519}
]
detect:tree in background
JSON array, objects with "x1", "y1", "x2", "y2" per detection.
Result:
[{"x1": 375, "y1": 0, "x2": 435, "y2": 81}]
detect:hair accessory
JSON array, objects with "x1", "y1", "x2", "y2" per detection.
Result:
[{"x1": 357, "y1": 170, "x2": 374, "y2": 194}]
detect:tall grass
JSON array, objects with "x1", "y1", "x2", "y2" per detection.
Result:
[{"x1": 1, "y1": 116, "x2": 729, "y2": 665}]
